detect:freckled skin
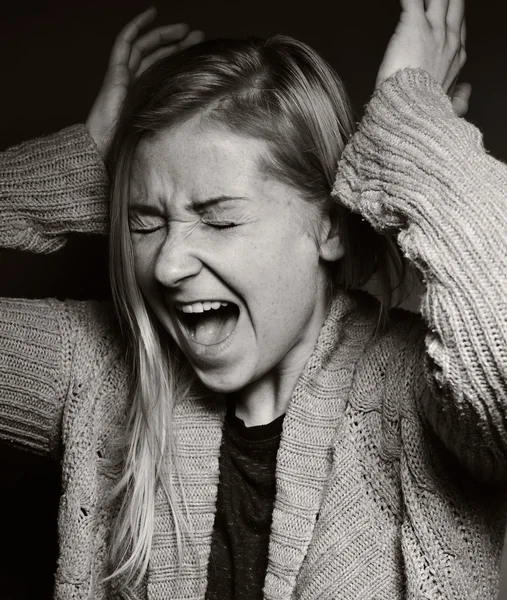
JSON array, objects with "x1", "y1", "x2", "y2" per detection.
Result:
[{"x1": 130, "y1": 119, "x2": 344, "y2": 424}]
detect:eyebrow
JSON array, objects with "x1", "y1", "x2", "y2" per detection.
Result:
[
  {"x1": 190, "y1": 196, "x2": 248, "y2": 211},
  {"x1": 129, "y1": 195, "x2": 247, "y2": 214},
  {"x1": 128, "y1": 203, "x2": 161, "y2": 216}
]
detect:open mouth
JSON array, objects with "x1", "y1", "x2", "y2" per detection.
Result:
[{"x1": 175, "y1": 301, "x2": 240, "y2": 346}]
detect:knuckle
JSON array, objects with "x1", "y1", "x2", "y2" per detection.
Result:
[
  {"x1": 115, "y1": 29, "x2": 133, "y2": 46},
  {"x1": 432, "y1": 22, "x2": 447, "y2": 38},
  {"x1": 446, "y1": 29, "x2": 462, "y2": 51},
  {"x1": 108, "y1": 64, "x2": 127, "y2": 74}
]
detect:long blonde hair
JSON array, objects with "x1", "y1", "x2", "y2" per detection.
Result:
[{"x1": 106, "y1": 34, "x2": 413, "y2": 589}]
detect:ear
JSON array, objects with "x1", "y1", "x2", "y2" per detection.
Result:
[{"x1": 318, "y1": 205, "x2": 345, "y2": 262}]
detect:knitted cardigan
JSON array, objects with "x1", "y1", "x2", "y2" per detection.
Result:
[{"x1": 0, "y1": 68, "x2": 506, "y2": 600}]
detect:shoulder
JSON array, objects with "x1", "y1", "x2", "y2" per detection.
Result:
[
  {"x1": 52, "y1": 300, "x2": 131, "y2": 444},
  {"x1": 344, "y1": 292, "x2": 429, "y2": 465},
  {"x1": 59, "y1": 298, "x2": 120, "y2": 338},
  {"x1": 348, "y1": 290, "x2": 428, "y2": 411},
  {"x1": 353, "y1": 289, "x2": 426, "y2": 359},
  {"x1": 347, "y1": 288, "x2": 426, "y2": 349},
  {"x1": 47, "y1": 298, "x2": 127, "y2": 378}
]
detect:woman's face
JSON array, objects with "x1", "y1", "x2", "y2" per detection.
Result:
[{"x1": 129, "y1": 119, "x2": 343, "y2": 392}]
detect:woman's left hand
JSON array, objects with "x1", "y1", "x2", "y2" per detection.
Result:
[{"x1": 375, "y1": 0, "x2": 470, "y2": 116}]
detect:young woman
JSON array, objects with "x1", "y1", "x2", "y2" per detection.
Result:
[{"x1": 1, "y1": 0, "x2": 506, "y2": 598}]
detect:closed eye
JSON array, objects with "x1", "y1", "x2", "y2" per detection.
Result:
[
  {"x1": 129, "y1": 215, "x2": 166, "y2": 234},
  {"x1": 130, "y1": 225, "x2": 165, "y2": 234},
  {"x1": 202, "y1": 220, "x2": 238, "y2": 230},
  {"x1": 129, "y1": 223, "x2": 166, "y2": 234}
]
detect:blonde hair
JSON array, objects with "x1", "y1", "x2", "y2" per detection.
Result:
[{"x1": 106, "y1": 34, "x2": 414, "y2": 589}]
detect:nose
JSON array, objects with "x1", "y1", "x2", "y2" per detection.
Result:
[{"x1": 154, "y1": 225, "x2": 203, "y2": 288}]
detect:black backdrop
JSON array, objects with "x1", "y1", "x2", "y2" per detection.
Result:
[{"x1": 1, "y1": 1, "x2": 507, "y2": 598}]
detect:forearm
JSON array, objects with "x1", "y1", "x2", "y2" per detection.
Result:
[
  {"x1": 333, "y1": 68, "x2": 507, "y2": 480},
  {"x1": 0, "y1": 125, "x2": 109, "y2": 254}
]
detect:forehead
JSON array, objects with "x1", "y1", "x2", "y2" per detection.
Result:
[{"x1": 130, "y1": 119, "x2": 273, "y2": 201}]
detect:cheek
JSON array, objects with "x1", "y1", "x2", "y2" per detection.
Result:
[
  {"x1": 131, "y1": 237, "x2": 157, "y2": 292},
  {"x1": 248, "y1": 229, "x2": 321, "y2": 310},
  {"x1": 273, "y1": 227, "x2": 320, "y2": 277}
]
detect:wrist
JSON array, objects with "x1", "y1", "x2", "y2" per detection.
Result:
[{"x1": 85, "y1": 119, "x2": 108, "y2": 160}]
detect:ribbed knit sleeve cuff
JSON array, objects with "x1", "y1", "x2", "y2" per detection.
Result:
[
  {"x1": 0, "y1": 297, "x2": 69, "y2": 456},
  {"x1": 334, "y1": 68, "x2": 490, "y2": 230},
  {"x1": 0, "y1": 124, "x2": 109, "y2": 253}
]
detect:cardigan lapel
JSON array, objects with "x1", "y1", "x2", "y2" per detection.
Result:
[
  {"x1": 147, "y1": 392, "x2": 226, "y2": 600},
  {"x1": 264, "y1": 290, "x2": 377, "y2": 599}
]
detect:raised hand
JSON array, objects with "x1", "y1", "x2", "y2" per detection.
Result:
[
  {"x1": 375, "y1": 0, "x2": 470, "y2": 116},
  {"x1": 86, "y1": 7, "x2": 204, "y2": 158}
]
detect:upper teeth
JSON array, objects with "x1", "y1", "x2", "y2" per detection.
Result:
[{"x1": 177, "y1": 301, "x2": 229, "y2": 314}]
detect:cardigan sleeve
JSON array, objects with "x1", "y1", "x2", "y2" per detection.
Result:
[
  {"x1": 333, "y1": 68, "x2": 507, "y2": 482},
  {"x1": 0, "y1": 126, "x2": 111, "y2": 456},
  {"x1": 0, "y1": 298, "x2": 109, "y2": 458},
  {"x1": 0, "y1": 124, "x2": 109, "y2": 253}
]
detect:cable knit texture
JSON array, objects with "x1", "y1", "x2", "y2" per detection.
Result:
[{"x1": 0, "y1": 69, "x2": 506, "y2": 600}]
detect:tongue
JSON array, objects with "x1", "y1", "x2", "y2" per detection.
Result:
[{"x1": 190, "y1": 310, "x2": 237, "y2": 345}]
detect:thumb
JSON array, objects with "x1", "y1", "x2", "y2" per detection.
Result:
[{"x1": 451, "y1": 82, "x2": 472, "y2": 117}]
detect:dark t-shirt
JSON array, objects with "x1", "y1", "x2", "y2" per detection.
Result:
[{"x1": 205, "y1": 401, "x2": 284, "y2": 600}]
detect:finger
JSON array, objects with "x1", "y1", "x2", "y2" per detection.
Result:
[
  {"x1": 461, "y1": 17, "x2": 467, "y2": 47},
  {"x1": 446, "y1": 0, "x2": 465, "y2": 34},
  {"x1": 109, "y1": 6, "x2": 157, "y2": 68},
  {"x1": 137, "y1": 30, "x2": 205, "y2": 76},
  {"x1": 451, "y1": 82, "x2": 471, "y2": 117},
  {"x1": 104, "y1": 63, "x2": 131, "y2": 91},
  {"x1": 400, "y1": 0, "x2": 426, "y2": 16},
  {"x1": 425, "y1": 0, "x2": 450, "y2": 24},
  {"x1": 128, "y1": 23, "x2": 190, "y2": 72}
]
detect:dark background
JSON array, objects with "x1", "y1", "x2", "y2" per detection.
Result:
[{"x1": 1, "y1": 1, "x2": 507, "y2": 598}]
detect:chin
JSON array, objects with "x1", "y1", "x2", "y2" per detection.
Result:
[{"x1": 192, "y1": 363, "x2": 254, "y2": 395}]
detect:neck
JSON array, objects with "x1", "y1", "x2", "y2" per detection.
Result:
[
  {"x1": 233, "y1": 372, "x2": 299, "y2": 427},
  {"x1": 234, "y1": 293, "x2": 331, "y2": 427}
]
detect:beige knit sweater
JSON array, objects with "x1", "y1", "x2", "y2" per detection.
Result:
[{"x1": 0, "y1": 68, "x2": 506, "y2": 600}]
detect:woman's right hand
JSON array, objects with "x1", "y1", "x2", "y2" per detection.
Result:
[{"x1": 86, "y1": 7, "x2": 204, "y2": 158}]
